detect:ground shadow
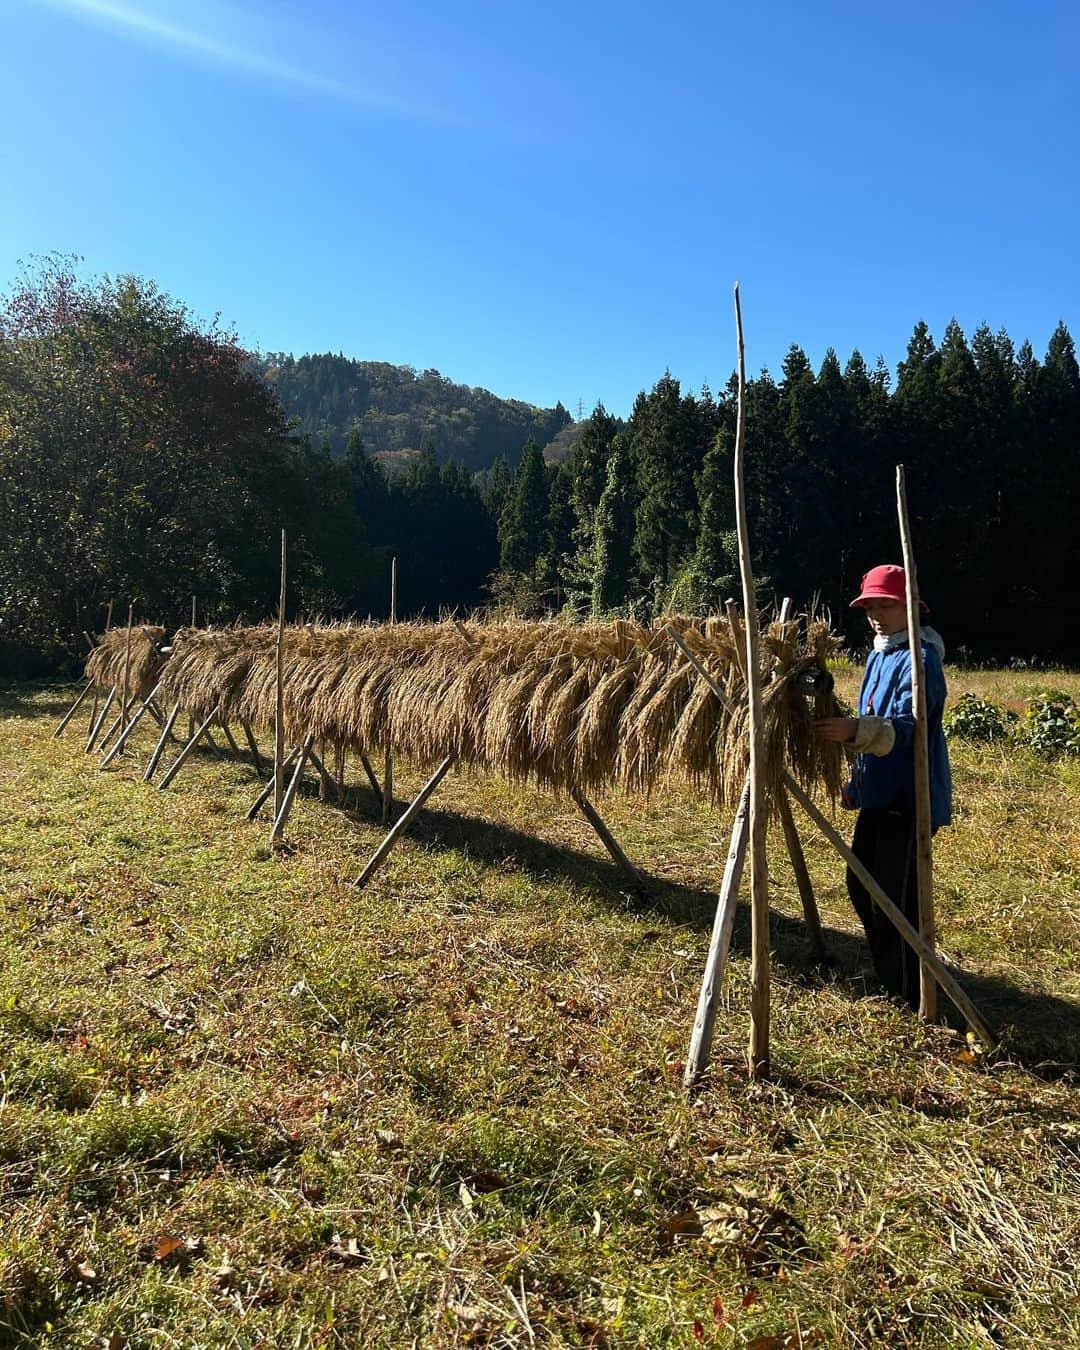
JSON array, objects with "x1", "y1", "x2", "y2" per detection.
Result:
[
  {"x1": 0, "y1": 681, "x2": 85, "y2": 721},
  {"x1": 338, "y1": 781, "x2": 1080, "y2": 1077}
]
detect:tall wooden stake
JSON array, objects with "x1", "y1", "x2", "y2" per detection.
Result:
[
  {"x1": 188, "y1": 596, "x2": 197, "y2": 742},
  {"x1": 119, "y1": 603, "x2": 134, "y2": 730},
  {"x1": 896, "y1": 466, "x2": 938, "y2": 1022},
  {"x1": 732, "y1": 283, "x2": 771, "y2": 1078},
  {"x1": 274, "y1": 531, "x2": 287, "y2": 822},
  {"x1": 383, "y1": 556, "x2": 397, "y2": 826}
]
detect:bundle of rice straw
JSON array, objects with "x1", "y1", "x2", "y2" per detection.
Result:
[
  {"x1": 85, "y1": 626, "x2": 167, "y2": 702},
  {"x1": 158, "y1": 614, "x2": 845, "y2": 807}
]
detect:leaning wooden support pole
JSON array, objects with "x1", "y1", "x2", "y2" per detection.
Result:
[
  {"x1": 240, "y1": 721, "x2": 264, "y2": 774},
  {"x1": 274, "y1": 531, "x2": 287, "y2": 821},
  {"x1": 158, "y1": 710, "x2": 219, "y2": 791},
  {"x1": 570, "y1": 789, "x2": 641, "y2": 884},
  {"x1": 731, "y1": 281, "x2": 772, "y2": 1078},
  {"x1": 782, "y1": 774, "x2": 995, "y2": 1048},
  {"x1": 54, "y1": 680, "x2": 95, "y2": 738},
  {"x1": 896, "y1": 465, "x2": 938, "y2": 1023},
  {"x1": 357, "y1": 749, "x2": 384, "y2": 806},
  {"x1": 218, "y1": 720, "x2": 242, "y2": 759},
  {"x1": 354, "y1": 753, "x2": 457, "y2": 890},
  {"x1": 144, "y1": 703, "x2": 181, "y2": 782},
  {"x1": 100, "y1": 680, "x2": 163, "y2": 766},
  {"x1": 776, "y1": 791, "x2": 827, "y2": 962},
  {"x1": 247, "y1": 745, "x2": 302, "y2": 820},
  {"x1": 307, "y1": 745, "x2": 340, "y2": 802},
  {"x1": 270, "y1": 734, "x2": 315, "y2": 844},
  {"x1": 85, "y1": 687, "x2": 116, "y2": 753},
  {"x1": 96, "y1": 705, "x2": 128, "y2": 755},
  {"x1": 684, "y1": 778, "x2": 752, "y2": 1089}
]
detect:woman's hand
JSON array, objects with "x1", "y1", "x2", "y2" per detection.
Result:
[{"x1": 814, "y1": 717, "x2": 858, "y2": 743}]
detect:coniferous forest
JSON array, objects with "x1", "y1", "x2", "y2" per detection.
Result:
[{"x1": 1, "y1": 260, "x2": 1077, "y2": 672}]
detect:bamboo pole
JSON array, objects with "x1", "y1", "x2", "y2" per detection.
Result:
[
  {"x1": 667, "y1": 628, "x2": 995, "y2": 1048},
  {"x1": 218, "y1": 720, "x2": 242, "y2": 759},
  {"x1": 187, "y1": 596, "x2": 197, "y2": 742},
  {"x1": 896, "y1": 465, "x2": 938, "y2": 1022},
  {"x1": 270, "y1": 734, "x2": 315, "y2": 843},
  {"x1": 684, "y1": 779, "x2": 751, "y2": 1089},
  {"x1": 54, "y1": 680, "x2": 94, "y2": 737},
  {"x1": 383, "y1": 556, "x2": 397, "y2": 826},
  {"x1": 731, "y1": 282, "x2": 771, "y2": 1078},
  {"x1": 157, "y1": 710, "x2": 220, "y2": 790},
  {"x1": 119, "y1": 603, "x2": 134, "y2": 730},
  {"x1": 274, "y1": 531, "x2": 287, "y2": 821},
  {"x1": 354, "y1": 753, "x2": 456, "y2": 890},
  {"x1": 570, "y1": 789, "x2": 641, "y2": 884},
  {"x1": 85, "y1": 687, "x2": 116, "y2": 753},
  {"x1": 247, "y1": 745, "x2": 302, "y2": 820},
  {"x1": 144, "y1": 703, "x2": 181, "y2": 782}
]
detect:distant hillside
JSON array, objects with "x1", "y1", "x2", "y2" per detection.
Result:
[
  {"x1": 541, "y1": 420, "x2": 583, "y2": 464},
  {"x1": 254, "y1": 352, "x2": 571, "y2": 473}
]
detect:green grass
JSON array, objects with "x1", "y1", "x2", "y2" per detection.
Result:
[{"x1": 1, "y1": 672, "x2": 1078, "y2": 1348}]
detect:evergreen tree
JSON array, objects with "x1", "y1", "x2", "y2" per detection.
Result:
[
  {"x1": 591, "y1": 434, "x2": 636, "y2": 615},
  {"x1": 499, "y1": 438, "x2": 548, "y2": 576}
]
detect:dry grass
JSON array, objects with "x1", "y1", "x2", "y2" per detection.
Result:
[{"x1": 0, "y1": 671, "x2": 1077, "y2": 1347}]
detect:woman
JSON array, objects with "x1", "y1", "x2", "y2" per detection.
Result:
[{"x1": 815, "y1": 564, "x2": 952, "y2": 1009}]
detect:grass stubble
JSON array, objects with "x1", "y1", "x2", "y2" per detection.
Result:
[{"x1": 0, "y1": 670, "x2": 1077, "y2": 1347}]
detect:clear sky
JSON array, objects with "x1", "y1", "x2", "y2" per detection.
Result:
[{"x1": 3, "y1": 0, "x2": 1077, "y2": 415}]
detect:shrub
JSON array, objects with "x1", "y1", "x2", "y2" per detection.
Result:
[
  {"x1": 1020, "y1": 692, "x2": 1080, "y2": 759},
  {"x1": 943, "y1": 692, "x2": 1010, "y2": 742}
]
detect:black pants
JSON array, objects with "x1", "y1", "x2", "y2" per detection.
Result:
[{"x1": 846, "y1": 808, "x2": 923, "y2": 1011}]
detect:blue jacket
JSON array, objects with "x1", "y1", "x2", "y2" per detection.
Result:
[{"x1": 848, "y1": 633, "x2": 952, "y2": 830}]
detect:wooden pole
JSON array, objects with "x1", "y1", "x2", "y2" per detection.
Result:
[
  {"x1": 157, "y1": 709, "x2": 220, "y2": 790},
  {"x1": 732, "y1": 282, "x2": 771, "y2": 1078},
  {"x1": 100, "y1": 680, "x2": 162, "y2": 766},
  {"x1": 383, "y1": 556, "x2": 397, "y2": 826},
  {"x1": 240, "y1": 720, "x2": 264, "y2": 774},
  {"x1": 667, "y1": 627, "x2": 995, "y2": 1048},
  {"x1": 85, "y1": 687, "x2": 116, "y2": 753},
  {"x1": 570, "y1": 789, "x2": 641, "y2": 884},
  {"x1": 187, "y1": 597, "x2": 197, "y2": 742},
  {"x1": 217, "y1": 719, "x2": 242, "y2": 759},
  {"x1": 270, "y1": 734, "x2": 315, "y2": 843},
  {"x1": 54, "y1": 680, "x2": 94, "y2": 737},
  {"x1": 782, "y1": 775, "x2": 993, "y2": 1048},
  {"x1": 896, "y1": 465, "x2": 938, "y2": 1022},
  {"x1": 307, "y1": 744, "x2": 340, "y2": 802},
  {"x1": 119, "y1": 603, "x2": 134, "y2": 730},
  {"x1": 776, "y1": 791, "x2": 826, "y2": 962},
  {"x1": 354, "y1": 753, "x2": 456, "y2": 890},
  {"x1": 684, "y1": 779, "x2": 751, "y2": 1089},
  {"x1": 274, "y1": 531, "x2": 287, "y2": 821},
  {"x1": 104, "y1": 599, "x2": 114, "y2": 633},
  {"x1": 144, "y1": 703, "x2": 181, "y2": 782},
  {"x1": 357, "y1": 749, "x2": 385, "y2": 806},
  {"x1": 247, "y1": 745, "x2": 302, "y2": 820}
]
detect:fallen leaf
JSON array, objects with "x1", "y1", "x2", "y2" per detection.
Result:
[
  {"x1": 74, "y1": 1260, "x2": 98, "y2": 1284},
  {"x1": 693, "y1": 1318, "x2": 704, "y2": 1341},
  {"x1": 658, "y1": 1206, "x2": 704, "y2": 1249},
  {"x1": 712, "y1": 1295, "x2": 726, "y2": 1325},
  {"x1": 153, "y1": 1234, "x2": 183, "y2": 1262},
  {"x1": 741, "y1": 1287, "x2": 760, "y2": 1310}
]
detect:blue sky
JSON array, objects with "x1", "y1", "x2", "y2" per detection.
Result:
[{"x1": 4, "y1": 0, "x2": 1077, "y2": 415}]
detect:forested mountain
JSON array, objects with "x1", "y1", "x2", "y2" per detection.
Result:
[
  {"x1": 2, "y1": 260, "x2": 1077, "y2": 670},
  {"x1": 254, "y1": 352, "x2": 572, "y2": 472}
]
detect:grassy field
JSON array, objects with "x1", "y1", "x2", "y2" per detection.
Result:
[{"x1": 1, "y1": 669, "x2": 1078, "y2": 1348}]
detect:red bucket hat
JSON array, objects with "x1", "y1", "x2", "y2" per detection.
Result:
[{"x1": 850, "y1": 564, "x2": 928, "y2": 611}]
